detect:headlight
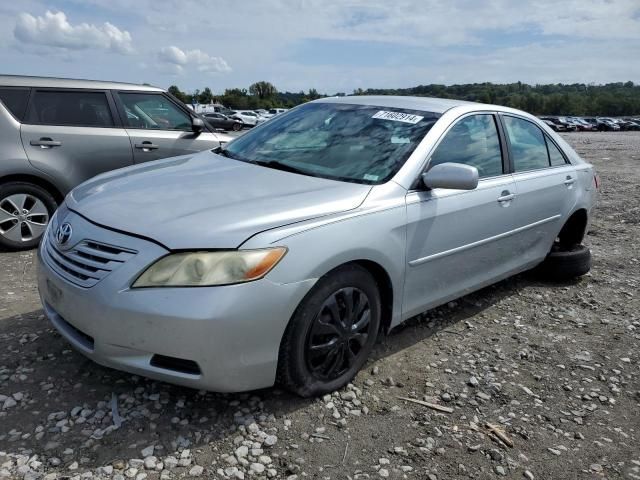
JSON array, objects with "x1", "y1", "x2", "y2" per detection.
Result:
[{"x1": 132, "y1": 247, "x2": 287, "y2": 288}]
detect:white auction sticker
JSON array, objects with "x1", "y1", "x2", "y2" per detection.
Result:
[{"x1": 372, "y1": 110, "x2": 424, "y2": 124}]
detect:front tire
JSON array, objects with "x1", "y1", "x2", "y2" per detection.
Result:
[
  {"x1": 0, "y1": 182, "x2": 57, "y2": 251},
  {"x1": 232, "y1": 122, "x2": 242, "y2": 131},
  {"x1": 277, "y1": 265, "x2": 381, "y2": 397}
]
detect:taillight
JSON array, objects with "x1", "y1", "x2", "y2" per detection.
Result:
[{"x1": 594, "y1": 174, "x2": 600, "y2": 190}]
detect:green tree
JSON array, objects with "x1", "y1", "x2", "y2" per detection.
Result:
[
  {"x1": 198, "y1": 87, "x2": 214, "y2": 104},
  {"x1": 168, "y1": 85, "x2": 188, "y2": 103},
  {"x1": 249, "y1": 81, "x2": 278, "y2": 100}
]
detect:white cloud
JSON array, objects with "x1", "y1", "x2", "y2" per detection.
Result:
[
  {"x1": 158, "y1": 45, "x2": 231, "y2": 74},
  {"x1": 3, "y1": 0, "x2": 638, "y2": 91},
  {"x1": 14, "y1": 10, "x2": 133, "y2": 54}
]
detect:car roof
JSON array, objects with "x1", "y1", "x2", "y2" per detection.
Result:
[
  {"x1": 315, "y1": 95, "x2": 478, "y2": 114},
  {"x1": 0, "y1": 74, "x2": 164, "y2": 92}
]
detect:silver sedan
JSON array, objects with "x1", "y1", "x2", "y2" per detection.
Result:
[{"x1": 37, "y1": 96, "x2": 597, "y2": 397}]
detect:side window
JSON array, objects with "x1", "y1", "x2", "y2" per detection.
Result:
[
  {"x1": 0, "y1": 88, "x2": 30, "y2": 121},
  {"x1": 429, "y1": 114, "x2": 503, "y2": 178},
  {"x1": 503, "y1": 116, "x2": 550, "y2": 172},
  {"x1": 546, "y1": 136, "x2": 568, "y2": 167},
  {"x1": 119, "y1": 93, "x2": 191, "y2": 130},
  {"x1": 26, "y1": 90, "x2": 114, "y2": 127}
]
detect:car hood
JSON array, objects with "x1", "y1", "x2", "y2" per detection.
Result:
[{"x1": 67, "y1": 151, "x2": 372, "y2": 249}]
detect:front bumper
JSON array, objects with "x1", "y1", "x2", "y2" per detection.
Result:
[{"x1": 37, "y1": 210, "x2": 314, "y2": 392}]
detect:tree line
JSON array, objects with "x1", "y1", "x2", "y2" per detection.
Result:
[{"x1": 168, "y1": 81, "x2": 640, "y2": 116}]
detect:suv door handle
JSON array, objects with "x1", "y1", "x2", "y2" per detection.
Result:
[
  {"x1": 497, "y1": 191, "x2": 516, "y2": 203},
  {"x1": 30, "y1": 138, "x2": 62, "y2": 148},
  {"x1": 135, "y1": 141, "x2": 159, "y2": 151},
  {"x1": 564, "y1": 176, "x2": 575, "y2": 186}
]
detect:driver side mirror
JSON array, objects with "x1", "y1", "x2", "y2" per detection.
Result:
[
  {"x1": 192, "y1": 117, "x2": 205, "y2": 133},
  {"x1": 422, "y1": 162, "x2": 479, "y2": 190}
]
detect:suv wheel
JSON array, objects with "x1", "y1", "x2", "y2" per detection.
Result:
[
  {"x1": 0, "y1": 182, "x2": 57, "y2": 251},
  {"x1": 277, "y1": 265, "x2": 381, "y2": 397}
]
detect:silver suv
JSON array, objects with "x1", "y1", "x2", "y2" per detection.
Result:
[{"x1": 0, "y1": 75, "x2": 230, "y2": 250}]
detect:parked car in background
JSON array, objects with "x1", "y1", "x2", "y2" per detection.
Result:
[
  {"x1": 0, "y1": 75, "x2": 231, "y2": 250},
  {"x1": 540, "y1": 116, "x2": 577, "y2": 132},
  {"x1": 38, "y1": 96, "x2": 597, "y2": 397},
  {"x1": 613, "y1": 118, "x2": 640, "y2": 131},
  {"x1": 582, "y1": 117, "x2": 619, "y2": 131},
  {"x1": 229, "y1": 110, "x2": 266, "y2": 127},
  {"x1": 541, "y1": 118, "x2": 567, "y2": 132},
  {"x1": 201, "y1": 112, "x2": 243, "y2": 131},
  {"x1": 566, "y1": 117, "x2": 596, "y2": 131},
  {"x1": 598, "y1": 118, "x2": 621, "y2": 131},
  {"x1": 622, "y1": 118, "x2": 640, "y2": 130},
  {"x1": 268, "y1": 108, "x2": 288, "y2": 117}
]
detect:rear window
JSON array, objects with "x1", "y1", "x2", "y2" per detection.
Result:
[
  {"x1": 26, "y1": 90, "x2": 115, "y2": 127},
  {"x1": 503, "y1": 116, "x2": 550, "y2": 172},
  {"x1": 0, "y1": 88, "x2": 30, "y2": 121}
]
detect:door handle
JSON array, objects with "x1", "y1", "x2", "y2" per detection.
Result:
[
  {"x1": 564, "y1": 176, "x2": 575, "y2": 186},
  {"x1": 497, "y1": 191, "x2": 516, "y2": 203},
  {"x1": 30, "y1": 138, "x2": 62, "y2": 148},
  {"x1": 135, "y1": 141, "x2": 159, "y2": 151}
]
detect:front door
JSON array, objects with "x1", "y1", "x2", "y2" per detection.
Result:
[
  {"x1": 403, "y1": 113, "x2": 521, "y2": 319},
  {"x1": 20, "y1": 89, "x2": 133, "y2": 193},
  {"x1": 115, "y1": 92, "x2": 222, "y2": 163}
]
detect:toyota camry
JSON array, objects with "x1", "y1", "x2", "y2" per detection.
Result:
[{"x1": 37, "y1": 96, "x2": 597, "y2": 397}]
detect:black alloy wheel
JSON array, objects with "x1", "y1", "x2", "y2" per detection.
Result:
[
  {"x1": 277, "y1": 265, "x2": 381, "y2": 397},
  {"x1": 305, "y1": 287, "x2": 372, "y2": 381}
]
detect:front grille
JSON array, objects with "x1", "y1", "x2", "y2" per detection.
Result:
[{"x1": 43, "y1": 234, "x2": 137, "y2": 288}]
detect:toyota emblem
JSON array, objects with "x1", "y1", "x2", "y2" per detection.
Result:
[{"x1": 55, "y1": 223, "x2": 73, "y2": 246}]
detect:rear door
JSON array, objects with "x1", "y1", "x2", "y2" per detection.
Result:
[
  {"x1": 20, "y1": 88, "x2": 133, "y2": 192},
  {"x1": 114, "y1": 91, "x2": 222, "y2": 163},
  {"x1": 500, "y1": 114, "x2": 577, "y2": 264}
]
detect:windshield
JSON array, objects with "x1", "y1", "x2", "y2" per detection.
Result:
[{"x1": 224, "y1": 102, "x2": 439, "y2": 184}]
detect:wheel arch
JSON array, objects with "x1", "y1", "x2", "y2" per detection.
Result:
[
  {"x1": 349, "y1": 259, "x2": 395, "y2": 335},
  {"x1": 0, "y1": 173, "x2": 65, "y2": 204},
  {"x1": 557, "y1": 208, "x2": 589, "y2": 247},
  {"x1": 293, "y1": 259, "x2": 396, "y2": 336}
]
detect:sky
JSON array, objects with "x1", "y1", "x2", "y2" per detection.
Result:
[{"x1": 1, "y1": 0, "x2": 639, "y2": 94}]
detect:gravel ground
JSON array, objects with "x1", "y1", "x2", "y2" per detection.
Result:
[{"x1": 1, "y1": 131, "x2": 638, "y2": 480}]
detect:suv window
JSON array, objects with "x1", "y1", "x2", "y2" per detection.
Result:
[
  {"x1": 0, "y1": 88, "x2": 30, "y2": 121},
  {"x1": 503, "y1": 116, "x2": 550, "y2": 172},
  {"x1": 429, "y1": 114, "x2": 503, "y2": 178},
  {"x1": 119, "y1": 93, "x2": 191, "y2": 130},
  {"x1": 26, "y1": 90, "x2": 114, "y2": 127},
  {"x1": 546, "y1": 137, "x2": 568, "y2": 167}
]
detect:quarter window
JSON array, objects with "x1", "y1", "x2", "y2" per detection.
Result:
[
  {"x1": 503, "y1": 116, "x2": 550, "y2": 172},
  {"x1": 546, "y1": 137, "x2": 568, "y2": 167},
  {"x1": 26, "y1": 90, "x2": 114, "y2": 127},
  {"x1": 119, "y1": 93, "x2": 192, "y2": 130},
  {"x1": 0, "y1": 88, "x2": 30, "y2": 121},
  {"x1": 429, "y1": 114, "x2": 503, "y2": 178}
]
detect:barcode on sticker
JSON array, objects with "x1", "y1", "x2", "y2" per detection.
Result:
[{"x1": 372, "y1": 110, "x2": 424, "y2": 124}]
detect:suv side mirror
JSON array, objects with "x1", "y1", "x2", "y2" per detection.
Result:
[
  {"x1": 422, "y1": 162, "x2": 479, "y2": 190},
  {"x1": 192, "y1": 117, "x2": 205, "y2": 133}
]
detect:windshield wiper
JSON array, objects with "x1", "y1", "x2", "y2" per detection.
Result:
[
  {"x1": 252, "y1": 160, "x2": 309, "y2": 176},
  {"x1": 215, "y1": 148, "x2": 236, "y2": 158}
]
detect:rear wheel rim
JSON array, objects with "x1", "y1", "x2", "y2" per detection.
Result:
[
  {"x1": 0, "y1": 193, "x2": 49, "y2": 243},
  {"x1": 305, "y1": 287, "x2": 372, "y2": 381}
]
